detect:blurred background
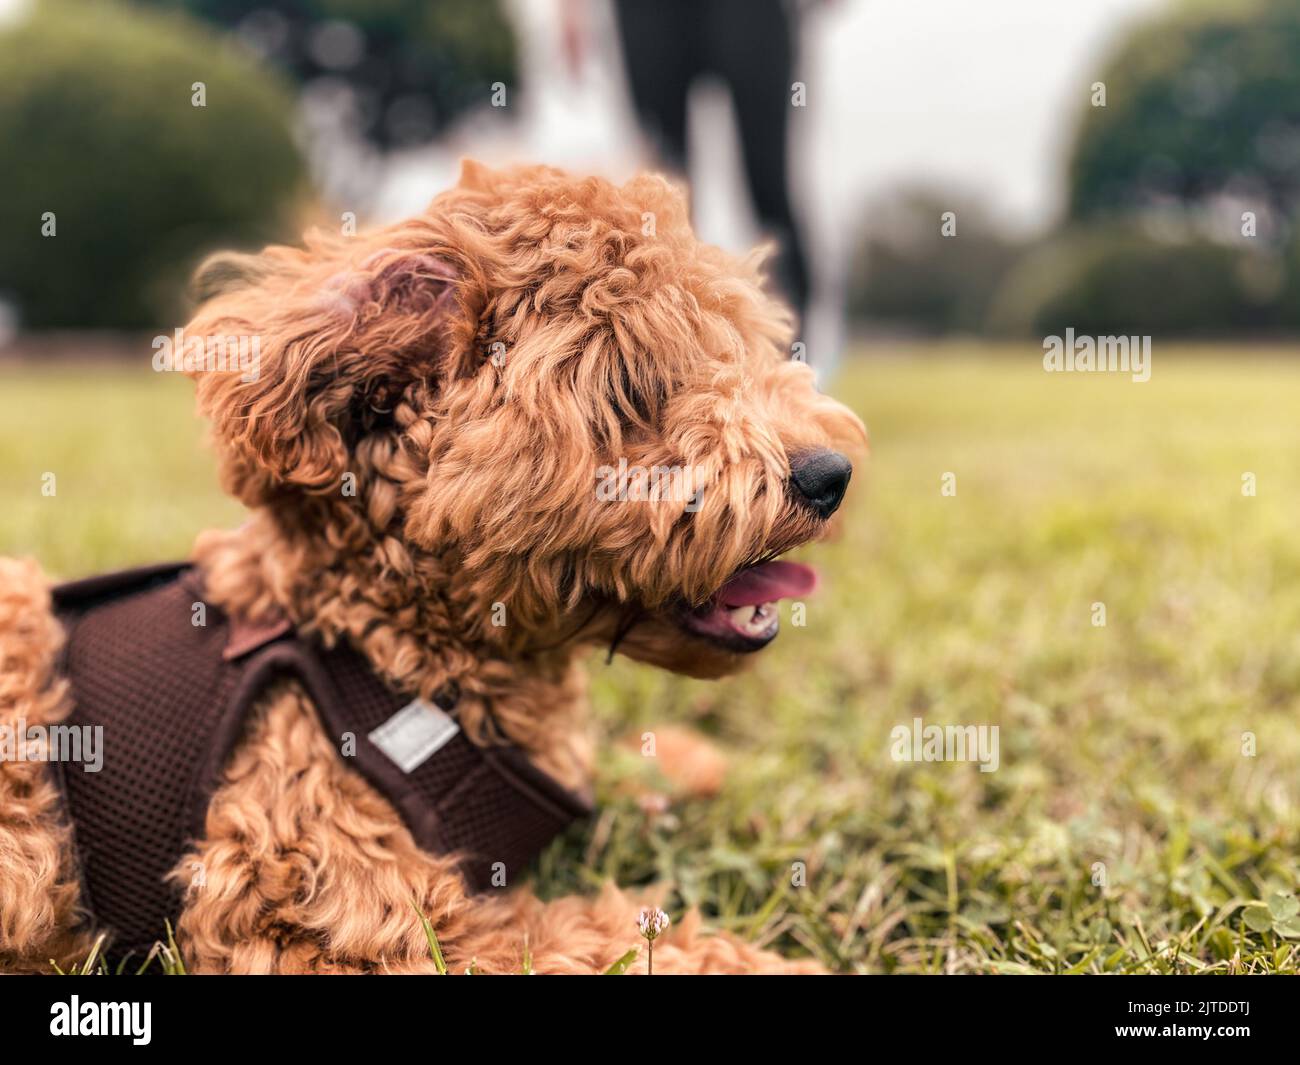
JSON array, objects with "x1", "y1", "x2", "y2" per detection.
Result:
[
  {"x1": 10, "y1": 0, "x2": 1300, "y2": 350},
  {"x1": 3, "y1": 0, "x2": 1300, "y2": 973}
]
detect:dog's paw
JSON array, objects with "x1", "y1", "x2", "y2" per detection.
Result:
[{"x1": 621, "y1": 724, "x2": 728, "y2": 800}]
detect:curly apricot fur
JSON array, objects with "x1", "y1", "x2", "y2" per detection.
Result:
[{"x1": 0, "y1": 163, "x2": 863, "y2": 973}]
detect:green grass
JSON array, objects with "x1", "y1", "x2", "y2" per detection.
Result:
[{"x1": 4, "y1": 344, "x2": 1300, "y2": 974}]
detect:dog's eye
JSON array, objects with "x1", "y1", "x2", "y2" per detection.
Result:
[{"x1": 614, "y1": 366, "x2": 663, "y2": 430}]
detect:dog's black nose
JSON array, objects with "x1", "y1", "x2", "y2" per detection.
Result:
[{"x1": 789, "y1": 449, "x2": 852, "y2": 518}]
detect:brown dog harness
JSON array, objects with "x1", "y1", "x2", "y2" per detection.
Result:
[{"x1": 50, "y1": 563, "x2": 592, "y2": 963}]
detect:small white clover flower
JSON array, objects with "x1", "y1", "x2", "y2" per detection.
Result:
[{"x1": 637, "y1": 906, "x2": 670, "y2": 942}]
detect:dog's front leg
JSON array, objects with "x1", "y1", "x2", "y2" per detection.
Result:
[
  {"x1": 173, "y1": 682, "x2": 480, "y2": 973},
  {"x1": 172, "y1": 681, "x2": 822, "y2": 974}
]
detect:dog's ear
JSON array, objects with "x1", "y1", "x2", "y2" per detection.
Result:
[
  {"x1": 457, "y1": 157, "x2": 495, "y2": 192},
  {"x1": 191, "y1": 251, "x2": 278, "y2": 303},
  {"x1": 185, "y1": 242, "x2": 467, "y2": 505}
]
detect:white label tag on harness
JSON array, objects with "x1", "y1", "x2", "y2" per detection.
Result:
[{"x1": 368, "y1": 699, "x2": 460, "y2": 773}]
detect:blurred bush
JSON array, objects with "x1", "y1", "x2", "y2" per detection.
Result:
[
  {"x1": 985, "y1": 226, "x2": 1290, "y2": 336},
  {"x1": 848, "y1": 189, "x2": 1025, "y2": 335},
  {"x1": 0, "y1": 0, "x2": 306, "y2": 329},
  {"x1": 147, "y1": 0, "x2": 519, "y2": 149}
]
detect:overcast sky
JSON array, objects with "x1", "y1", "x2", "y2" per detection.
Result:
[{"x1": 815, "y1": 0, "x2": 1168, "y2": 237}]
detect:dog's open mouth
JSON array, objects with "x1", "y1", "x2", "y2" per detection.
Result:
[{"x1": 675, "y1": 560, "x2": 819, "y2": 653}]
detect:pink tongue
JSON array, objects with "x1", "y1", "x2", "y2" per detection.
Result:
[{"x1": 717, "y1": 561, "x2": 819, "y2": 608}]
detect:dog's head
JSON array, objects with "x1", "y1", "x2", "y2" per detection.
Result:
[{"x1": 186, "y1": 162, "x2": 865, "y2": 677}]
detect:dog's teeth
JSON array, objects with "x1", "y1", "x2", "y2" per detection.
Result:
[{"x1": 726, "y1": 602, "x2": 779, "y2": 638}]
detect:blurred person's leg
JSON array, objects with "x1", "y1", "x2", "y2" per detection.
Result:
[
  {"x1": 612, "y1": 0, "x2": 831, "y2": 375},
  {"x1": 612, "y1": 0, "x2": 697, "y2": 171},
  {"x1": 704, "y1": 0, "x2": 811, "y2": 337}
]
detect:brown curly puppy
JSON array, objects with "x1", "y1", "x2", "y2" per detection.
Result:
[{"x1": 0, "y1": 162, "x2": 864, "y2": 974}]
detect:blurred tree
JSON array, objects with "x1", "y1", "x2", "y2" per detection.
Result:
[
  {"x1": 146, "y1": 0, "x2": 518, "y2": 150},
  {"x1": 0, "y1": 0, "x2": 306, "y2": 329},
  {"x1": 854, "y1": 0, "x2": 1300, "y2": 338},
  {"x1": 848, "y1": 190, "x2": 1024, "y2": 334},
  {"x1": 1069, "y1": 0, "x2": 1300, "y2": 230}
]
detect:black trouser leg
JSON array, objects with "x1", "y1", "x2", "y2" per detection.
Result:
[
  {"x1": 707, "y1": 0, "x2": 811, "y2": 329},
  {"x1": 612, "y1": 0, "x2": 697, "y2": 170}
]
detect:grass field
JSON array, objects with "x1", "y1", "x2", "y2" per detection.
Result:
[{"x1": 3, "y1": 345, "x2": 1300, "y2": 973}]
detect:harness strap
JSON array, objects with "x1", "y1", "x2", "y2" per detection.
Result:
[{"x1": 51, "y1": 563, "x2": 592, "y2": 964}]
